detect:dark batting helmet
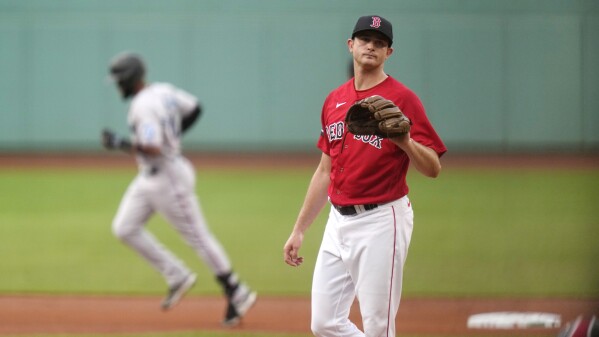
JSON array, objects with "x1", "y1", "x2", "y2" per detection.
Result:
[{"x1": 108, "y1": 52, "x2": 145, "y2": 99}]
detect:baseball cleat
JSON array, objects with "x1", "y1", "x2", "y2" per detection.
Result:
[
  {"x1": 161, "y1": 273, "x2": 197, "y2": 310},
  {"x1": 222, "y1": 284, "x2": 257, "y2": 327}
]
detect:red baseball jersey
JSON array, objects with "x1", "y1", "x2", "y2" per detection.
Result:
[{"x1": 317, "y1": 76, "x2": 447, "y2": 206}]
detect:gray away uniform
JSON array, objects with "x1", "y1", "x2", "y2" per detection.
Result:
[{"x1": 111, "y1": 82, "x2": 232, "y2": 287}]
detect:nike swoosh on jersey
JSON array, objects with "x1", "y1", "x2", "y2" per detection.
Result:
[{"x1": 336, "y1": 102, "x2": 347, "y2": 108}]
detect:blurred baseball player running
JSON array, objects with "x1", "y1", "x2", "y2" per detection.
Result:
[
  {"x1": 102, "y1": 51, "x2": 256, "y2": 326},
  {"x1": 283, "y1": 15, "x2": 447, "y2": 337}
]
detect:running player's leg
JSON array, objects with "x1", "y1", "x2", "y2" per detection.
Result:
[
  {"x1": 112, "y1": 175, "x2": 191, "y2": 287},
  {"x1": 158, "y1": 159, "x2": 232, "y2": 275},
  {"x1": 158, "y1": 158, "x2": 255, "y2": 324},
  {"x1": 311, "y1": 209, "x2": 364, "y2": 337},
  {"x1": 173, "y1": 192, "x2": 258, "y2": 325}
]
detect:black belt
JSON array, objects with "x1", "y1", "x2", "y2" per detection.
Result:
[{"x1": 333, "y1": 203, "x2": 379, "y2": 216}]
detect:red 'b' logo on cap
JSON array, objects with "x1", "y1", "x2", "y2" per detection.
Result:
[{"x1": 370, "y1": 16, "x2": 381, "y2": 28}]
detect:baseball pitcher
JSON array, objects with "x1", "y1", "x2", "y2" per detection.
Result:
[{"x1": 284, "y1": 15, "x2": 447, "y2": 337}]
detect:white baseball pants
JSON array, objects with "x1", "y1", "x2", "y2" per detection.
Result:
[
  {"x1": 311, "y1": 196, "x2": 414, "y2": 337},
  {"x1": 111, "y1": 157, "x2": 232, "y2": 287}
]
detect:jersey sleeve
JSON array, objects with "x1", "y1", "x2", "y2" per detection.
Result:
[
  {"x1": 170, "y1": 85, "x2": 199, "y2": 117},
  {"x1": 129, "y1": 100, "x2": 163, "y2": 148},
  {"x1": 400, "y1": 91, "x2": 447, "y2": 157}
]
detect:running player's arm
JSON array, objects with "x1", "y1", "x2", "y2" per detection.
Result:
[
  {"x1": 284, "y1": 153, "x2": 331, "y2": 267},
  {"x1": 131, "y1": 143, "x2": 161, "y2": 156},
  {"x1": 107, "y1": 139, "x2": 161, "y2": 156},
  {"x1": 101, "y1": 129, "x2": 159, "y2": 156},
  {"x1": 171, "y1": 86, "x2": 202, "y2": 134},
  {"x1": 181, "y1": 104, "x2": 202, "y2": 134},
  {"x1": 128, "y1": 120, "x2": 163, "y2": 156}
]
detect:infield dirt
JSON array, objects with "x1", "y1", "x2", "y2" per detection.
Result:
[{"x1": 1, "y1": 295, "x2": 598, "y2": 336}]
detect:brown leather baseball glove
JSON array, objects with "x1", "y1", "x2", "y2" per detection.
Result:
[{"x1": 345, "y1": 95, "x2": 411, "y2": 138}]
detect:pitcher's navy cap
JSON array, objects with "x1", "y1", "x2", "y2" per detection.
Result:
[{"x1": 352, "y1": 15, "x2": 393, "y2": 47}]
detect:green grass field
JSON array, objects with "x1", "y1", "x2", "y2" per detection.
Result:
[{"x1": 0, "y1": 162, "x2": 597, "y2": 337}]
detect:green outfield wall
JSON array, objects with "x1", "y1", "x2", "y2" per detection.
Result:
[{"x1": 0, "y1": 0, "x2": 597, "y2": 153}]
